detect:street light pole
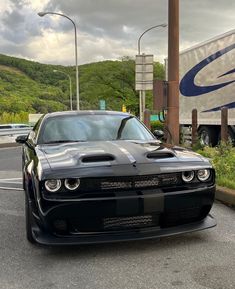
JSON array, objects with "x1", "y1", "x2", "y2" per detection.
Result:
[
  {"x1": 53, "y1": 70, "x2": 73, "y2": 110},
  {"x1": 38, "y1": 12, "x2": 80, "y2": 110},
  {"x1": 138, "y1": 24, "x2": 167, "y2": 55},
  {"x1": 167, "y1": 0, "x2": 179, "y2": 144},
  {"x1": 137, "y1": 23, "x2": 167, "y2": 121}
]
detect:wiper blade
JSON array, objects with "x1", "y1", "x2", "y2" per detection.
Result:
[{"x1": 44, "y1": 140, "x2": 86, "y2": 144}]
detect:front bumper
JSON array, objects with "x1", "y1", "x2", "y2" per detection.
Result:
[{"x1": 31, "y1": 185, "x2": 216, "y2": 245}]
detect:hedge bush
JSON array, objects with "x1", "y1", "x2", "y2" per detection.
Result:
[
  {"x1": 196, "y1": 142, "x2": 235, "y2": 189},
  {"x1": 150, "y1": 120, "x2": 164, "y2": 132}
]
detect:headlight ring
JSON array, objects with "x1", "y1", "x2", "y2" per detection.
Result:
[
  {"x1": 182, "y1": 171, "x2": 195, "y2": 183},
  {"x1": 64, "y1": 178, "x2": 80, "y2": 191},
  {"x1": 197, "y1": 169, "x2": 211, "y2": 182},
  {"x1": 45, "y1": 179, "x2": 62, "y2": 192}
]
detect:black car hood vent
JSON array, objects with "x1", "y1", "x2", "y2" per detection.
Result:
[
  {"x1": 147, "y1": 152, "x2": 174, "y2": 159},
  {"x1": 82, "y1": 154, "x2": 115, "y2": 163}
]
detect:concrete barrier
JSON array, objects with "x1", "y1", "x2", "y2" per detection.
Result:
[{"x1": 216, "y1": 186, "x2": 235, "y2": 207}]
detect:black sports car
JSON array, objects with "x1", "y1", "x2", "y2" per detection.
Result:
[{"x1": 16, "y1": 111, "x2": 216, "y2": 245}]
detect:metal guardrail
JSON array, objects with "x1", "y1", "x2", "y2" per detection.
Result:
[{"x1": 0, "y1": 127, "x2": 32, "y2": 137}]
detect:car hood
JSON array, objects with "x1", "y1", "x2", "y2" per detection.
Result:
[{"x1": 36, "y1": 140, "x2": 211, "y2": 179}]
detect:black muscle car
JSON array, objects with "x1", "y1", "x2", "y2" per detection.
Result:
[{"x1": 16, "y1": 111, "x2": 216, "y2": 245}]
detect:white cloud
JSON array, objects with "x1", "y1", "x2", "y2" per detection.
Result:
[
  {"x1": 27, "y1": 29, "x2": 138, "y2": 65},
  {"x1": 28, "y1": 0, "x2": 50, "y2": 11}
]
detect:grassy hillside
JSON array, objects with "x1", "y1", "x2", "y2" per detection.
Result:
[
  {"x1": 0, "y1": 65, "x2": 67, "y2": 113},
  {"x1": 0, "y1": 54, "x2": 164, "y2": 115}
]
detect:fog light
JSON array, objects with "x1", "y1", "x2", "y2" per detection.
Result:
[
  {"x1": 182, "y1": 171, "x2": 195, "y2": 183},
  {"x1": 65, "y1": 178, "x2": 80, "y2": 190},
  {"x1": 197, "y1": 169, "x2": 210, "y2": 182},
  {"x1": 53, "y1": 219, "x2": 67, "y2": 233},
  {"x1": 45, "y1": 179, "x2": 61, "y2": 192}
]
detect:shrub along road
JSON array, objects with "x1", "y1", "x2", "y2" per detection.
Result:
[{"x1": 0, "y1": 147, "x2": 234, "y2": 289}]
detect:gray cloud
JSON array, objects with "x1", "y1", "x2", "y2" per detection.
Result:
[
  {"x1": 180, "y1": 0, "x2": 235, "y2": 43},
  {"x1": 46, "y1": 0, "x2": 235, "y2": 42},
  {"x1": 42, "y1": 0, "x2": 235, "y2": 62},
  {"x1": 45, "y1": 0, "x2": 167, "y2": 39},
  {"x1": 0, "y1": 0, "x2": 44, "y2": 44},
  {"x1": 0, "y1": 0, "x2": 235, "y2": 64}
]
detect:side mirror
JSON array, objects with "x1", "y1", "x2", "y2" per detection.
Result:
[
  {"x1": 153, "y1": 130, "x2": 164, "y2": 139},
  {"x1": 15, "y1": 135, "x2": 28, "y2": 144}
]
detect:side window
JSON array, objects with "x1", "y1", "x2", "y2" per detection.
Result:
[
  {"x1": 28, "y1": 116, "x2": 43, "y2": 143},
  {"x1": 33, "y1": 118, "x2": 42, "y2": 134}
]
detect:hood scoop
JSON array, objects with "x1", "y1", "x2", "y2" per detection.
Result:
[
  {"x1": 82, "y1": 154, "x2": 115, "y2": 163},
  {"x1": 147, "y1": 152, "x2": 174, "y2": 159}
]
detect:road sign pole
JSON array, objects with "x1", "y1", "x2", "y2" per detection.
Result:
[
  {"x1": 135, "y1": 54, "x2": 153, "y2": 121},
  {"x1": 142, "y1": 90, "x2": 146, "y2": 118},
  {"x1": 139, "y1": 90, "x2": 143, "y2": 121}
]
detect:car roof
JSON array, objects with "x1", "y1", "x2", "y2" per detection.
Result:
[{"x1": 43, "y1": 110, "x2": 132, "y2": 120}]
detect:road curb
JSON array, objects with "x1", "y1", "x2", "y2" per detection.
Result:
[{"x1": 216, "y1": 186, "x2": 235, "y2": 207}]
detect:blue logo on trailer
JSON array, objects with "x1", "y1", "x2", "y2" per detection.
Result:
[
  {"x1": 202, "y1": 101, "x2": 235, "y2": 113},
  {"x1": 180, "y1": 43, "x2": 235, "y2": 97}
]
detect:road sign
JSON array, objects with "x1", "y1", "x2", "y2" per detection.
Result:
[
  {"x1": 135, "y1": 54, "x2": 154, "y2": 91},
  {"x1": 99, "y1": 100, "x2": 106, "y2": 110}
]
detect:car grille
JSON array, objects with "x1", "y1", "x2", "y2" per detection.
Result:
[
  {"x1": 103, "y1": 215, "x2": 157, "y2": 230},
  {"x1": 80, "y1": 173, "x2": 181, "y2": 192},
  {"x1": 66, "y1": 214, "x2": 160, "y2": 234}
]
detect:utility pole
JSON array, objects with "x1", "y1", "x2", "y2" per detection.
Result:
[{"x1": 167, "y1": 0, "x2": 179, "y2": 144}]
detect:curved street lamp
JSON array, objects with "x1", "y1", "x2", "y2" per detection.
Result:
[
  {"x1": 137, "y1": 23, "x2": 167, "y2": 121},
  {"x1": 138, "y1": 23, "x2": 167, "y2": 55},
  {"x1": 53, "y1": 69, "x2": 73, "y2": 110},
  {"x1": 38, "y1": 12, "x2": 80, "y2": 110}
]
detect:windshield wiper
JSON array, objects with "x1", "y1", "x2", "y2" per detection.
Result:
[{"x1": 44, "y1": 140, "x2": 87, "y2": 144}]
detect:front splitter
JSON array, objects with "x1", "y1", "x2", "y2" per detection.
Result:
[{"x1": 31, "y1": 214, "x2": 216, "y2": 246}]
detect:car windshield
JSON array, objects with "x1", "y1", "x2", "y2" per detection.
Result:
[{"x1": 38, "y1": 114, "x2": 154, "y2": 144}]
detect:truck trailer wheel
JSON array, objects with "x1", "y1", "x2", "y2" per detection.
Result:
[
  {"x1": 198, "y1": 126, "x2": 217, "y2": 146},
  {"x1": 218, "y1": 127, "x2": 235, "y2": 145}
]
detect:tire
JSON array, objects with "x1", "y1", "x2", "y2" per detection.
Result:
[
  {"x1": 198, "y1": 126, "x2": 218, "y2": 146},
  {"x1": 25, "y1": 195, "x2": 35, "y2": 244},
  {"x1": 218, "y1": 127, "x2": 235, "y2": 145},
  {"x1": 228, "y1": 128, "x2": 234, "y2": 145}
]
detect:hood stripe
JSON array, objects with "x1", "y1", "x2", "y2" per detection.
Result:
[{"x1": 109, "y1": 142, "x2": 136, "y2": 164}]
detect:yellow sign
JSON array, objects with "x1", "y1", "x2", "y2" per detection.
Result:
[{"x1": 122, "y1": 104, "x2": 126, "y2": 112}]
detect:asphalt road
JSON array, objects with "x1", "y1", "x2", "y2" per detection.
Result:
[{"x1": 0, "y1": 147, "x2": 234, "y2": 289}]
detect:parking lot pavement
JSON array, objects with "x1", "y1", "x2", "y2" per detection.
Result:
[
  {"x1": 0, "y1": 146, "x2": 22, "y2": 171},
  {"x1": 0, "y1": 147, "x2": 235, "y2": 289}
]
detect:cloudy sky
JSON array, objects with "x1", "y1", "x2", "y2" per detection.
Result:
[{"x1": 0, "y1": 0, "x2": 235, "y2": 65}]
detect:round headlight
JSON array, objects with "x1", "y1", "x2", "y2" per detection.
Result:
[
  {"x1": 45, "y1": 179, "x2": 61, "y2": 192},
  {"x1": 182, "y1": 171, "x2": 195, "y2": 183},
  {"x1": 65, "y1": 178, "x2": 80, "y2": 191},
  {"x1": 197, "y1": 169, "x2": 211, "y2": 182}
]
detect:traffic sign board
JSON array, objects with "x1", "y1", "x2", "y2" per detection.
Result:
[
  {"x1": 135, "y1": 54, "x2": 154, "y2": 91},
  {"x1": 99, "y1": 100, "x2": 106, "y2": 110}
]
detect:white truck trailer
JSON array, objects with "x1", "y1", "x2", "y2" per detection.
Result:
[{"x1": 178, "y1": 30, "x2": 235, "y2": 145}]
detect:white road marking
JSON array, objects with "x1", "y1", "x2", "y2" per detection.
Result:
[
  {"x1": 0, "y1": 181, "x2": 22, "y2": 184},
  {"x1": 0, "y1": 178, "x2": 22, "y2": 181},
  {"x1": 0, "y1": 146, "x2": 21, "y2": 151},
  {"x1": 0, "y1": 186, "x2": 23, "y2": 191},
  {"x1": 0, "y1": 178, "x2": 23, "y2": 187}
]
